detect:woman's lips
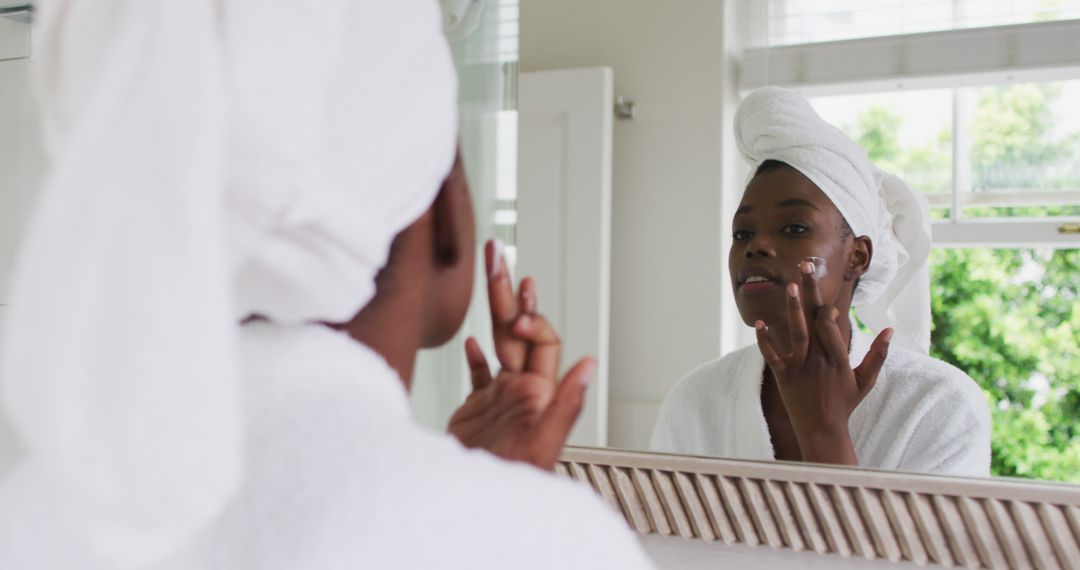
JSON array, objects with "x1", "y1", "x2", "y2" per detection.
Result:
[{"x1": 739, "y1": 279, "x2": 779, "y2": 293}]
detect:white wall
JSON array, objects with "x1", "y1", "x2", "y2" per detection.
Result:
[
  {"x1": 0, "y1": 20, "x2": 42, "y2": 478},
  {"x1": 0, "y1": 25, "x2": 40, "y2": 306},
  {"x1": 521, "y1": 0, "x2": 743, "y2": 450}
]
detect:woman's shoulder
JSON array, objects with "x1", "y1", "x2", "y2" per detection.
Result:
[
  {"x1": 864, "y1": 346, "x2": 992, "y2": 476},
  {"x1": 407, "y1": 435, "x2": 653, "y2": 568},
  {"x1": 878, "y1": 345, "x2": 987, "y2": 408}
]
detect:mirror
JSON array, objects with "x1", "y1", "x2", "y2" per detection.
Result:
[
  {"x1": 1, "y1": 2, "x2": 1078, "y2": 489},
  {"x1": 515, "y1": 0, "x2": 1080, "y2": 484},
  {"x1": 2, "y1": 3, "x2": 1077, "y2": 567}
]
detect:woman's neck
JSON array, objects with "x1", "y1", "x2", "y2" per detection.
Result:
[{"x1": 333, "y1": 298, "x2": 425, "y2": 391}]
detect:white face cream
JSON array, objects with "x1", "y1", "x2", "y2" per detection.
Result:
[{"x1": 803, "y1": 256, "x2": 828, "y2": 279}]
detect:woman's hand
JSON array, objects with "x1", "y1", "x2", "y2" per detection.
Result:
[
  {"x1": 447, "y1": 240, "x2": 595, "y2": 471},
  {"x1": 754, "y1": 260, "x2": 892, "y2": 465}
]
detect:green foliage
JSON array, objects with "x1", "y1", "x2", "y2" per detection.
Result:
[
  {"x1": 855, "y1": 106, "x2": 902, "y2": 163},
  {"x1": 972, "y1": 84, "x2": 1064, "y2": 167},
  {"x1": 849, "y1": 84, "x2": 1080, "y2": 482},
  {"x1": 930, "y1": 248, "x2": 1080, "y2": 482},
  {"x1": 971, "y1": 84, "x2": 1080, "y2": 190},
  {"x1": 851, "y1": 103, "x2": 951, "y2": 194}
]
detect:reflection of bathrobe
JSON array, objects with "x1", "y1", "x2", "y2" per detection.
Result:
[
  {"x1": 650, "y1": 326, "x2": 991, "y2": 477},
  {"x1": 0, "y1": 324, "x2": 652, "y2": 569}
]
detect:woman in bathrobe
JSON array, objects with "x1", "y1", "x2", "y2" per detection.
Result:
[
  {"x1": 0, "y1": 1, "x2": 653, "y2": 568},
  {"x1": 651, "y1": 89, "x2": 991, "y2": 477}
]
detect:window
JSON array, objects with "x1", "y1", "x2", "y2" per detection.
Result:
[
  {"x1": 735, "y1": 2, "x2": 1080, "y2": 481},
  {"x1": 811, "y1": 80, "x2": 1080, "y2": 227},
  {"x1": 765, "y1": 0, "x2": 1080, "y2": 46},
  {"x1": 811, "y1": 88, "x2": 954, "y2": 200}
]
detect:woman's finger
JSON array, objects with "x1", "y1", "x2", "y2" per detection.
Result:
[
  {"x1": 814, "y1": 306, "x2": 848, "y2": 365},
  {"x1": 485, "y1": 240, "x2": 525, "y2": 371},
  {"x1": 531, "y1": 357, "x2": 595, "y2": 470},
  {"x1": 519, "y1": 276, "x2": 538, "y2": 314},
  {"x1": 485, "y1": 239, "x2": 518, "y2": 325},
  {"x1": 464, "y1": 337, "x2": 494, "y2": 391},
  {"x1": 799, "y1": 260, "x2": 825, "y2": 309},
  {"x1": 512, "y1": 312, "x2": 560, "y2": 381},
  {"x1": 786, "y1": 282, "x2": 809, "y2": 364},
  {"x1": 797, "y1": 261, "x2": 828, "y2": 353},
  {"x1": 755, "y1": 321, "x2": 786, "y2": 373},
  {"x1": 854, "y1": 328, "x2": 893, "y2": 397}
]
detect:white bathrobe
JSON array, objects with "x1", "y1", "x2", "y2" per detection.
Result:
[
  {"x1": 650, "y1": 324, "x2": 991, "y2": 477},
  {"x1": 0, "y1": 323, "x2": 652, "y2": 569}
]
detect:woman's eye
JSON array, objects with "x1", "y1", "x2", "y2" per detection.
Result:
[
  {"x1": 782, "y1": 224, "x2": 808, "y2": 235},
  {"x1": 733, "y1": 230, "x2": 752, "y2": 241}
]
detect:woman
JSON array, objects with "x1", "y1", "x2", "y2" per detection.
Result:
[
  {"x1": 0, "y1": 1, "x2": 651, "y2": 568},
  {"x1": 650, "y1": 87, "x2": 990, "y2": 476}
]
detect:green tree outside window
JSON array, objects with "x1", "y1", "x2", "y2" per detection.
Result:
[{"x1": 847, "y1": 85, "x2": 1080, "y2": 482}]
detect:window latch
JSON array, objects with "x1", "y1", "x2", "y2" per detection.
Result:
[{"x1": 1058, "y1": 223, "x2": 1080, "y2": 235}]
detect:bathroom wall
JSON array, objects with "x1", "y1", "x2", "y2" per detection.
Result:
[
  {"x1": 520, "y1": 0, "x2": 749, "y2": 449},
  {"x1": 0, "y1": 18, "x2": 42, "y2": 478}
]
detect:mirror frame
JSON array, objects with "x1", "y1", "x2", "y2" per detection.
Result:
[{"x1": 558, "y1": 447, "x2": 1080, "y2": 569}]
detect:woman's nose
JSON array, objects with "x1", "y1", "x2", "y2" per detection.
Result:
[{"x1": 745, "y1": 235, "x2": 775, "y2": 258}]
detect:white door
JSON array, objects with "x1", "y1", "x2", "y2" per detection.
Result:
[{"x1": 517, "y1": 68, "x2": 613, "y2": 447}]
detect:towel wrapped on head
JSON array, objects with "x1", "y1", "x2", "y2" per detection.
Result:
[
  {"x1": 0, "y1": 0, "x2": 456, "y2": 566},
  {"x1": 734, "y1": 86, "x2": 933, "y2": 353}
]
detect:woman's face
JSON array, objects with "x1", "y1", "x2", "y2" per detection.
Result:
[{"x1": 728, "y1": 164, "x2": 868, "y2": 328}]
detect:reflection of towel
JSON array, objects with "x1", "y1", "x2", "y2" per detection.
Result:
[
  {"x1": 0, "y1": 324, "x2": 652, "y2": 569},
  {"x1": 735, "y1": 87, "x2": 933, "y2": 353},
  {"x1": 650, "y1": 322, "x2": 991, "y2": 477}
]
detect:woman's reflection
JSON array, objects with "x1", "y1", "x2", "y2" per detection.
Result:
[{"x1": 651, "y1": 87, "x2": 990, "y2": 477}]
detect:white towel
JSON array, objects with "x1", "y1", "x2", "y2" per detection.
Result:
[
  {"x1": 0, "y1": 323, "x2": 652, "y2": 569},
  {"x1": 2, "y1": 0, "x2": 460, "y2": 566},
  {"x1": 650, "y1": 322, "x2": 991, "y2": 477},
  {"x1": 734, "y1": 87, "x2": 933, "y2": 353}
]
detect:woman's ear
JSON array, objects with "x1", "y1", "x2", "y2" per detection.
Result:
[
  {"x1": 424, "y1": 148, "x2": 477, "y2": 347},
  {"x1": 847, "y1": 236, "x2": 873, "y2": 280},
  {"x1": 431, "y1": 151, "x2": 473, "y2": 267}
]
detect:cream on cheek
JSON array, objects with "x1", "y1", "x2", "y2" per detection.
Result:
[
  {"x1": 803, "y1": 256, "x2": 828, "y2": 279},
  {"x1": 797, "y1": 246, "x2": 850, "y2": 305}
]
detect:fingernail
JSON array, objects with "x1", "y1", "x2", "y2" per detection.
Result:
[
  {"x1": 800, "y1": 261, "x2": 814, "y2": 275},
  {"x1": 523, "y1": 283, "x2": 536, "y2": 312},
  {"x1": 883, "y1": 328, "x2": 894, "y2": 343},
  {"x1": 804, "y1": 256, "x2": 827, "y2": 278},
  {"x1": 489, "y1": 238, "x2": 504, "y2": 279},
  {"x1": 755, "y1": 320, "x2": 765, "y2": 331},
  {"x1": 831, "y1": 307, "x2": 839, "y2": 320},
  {"x1": 580, "y1": 359, "x2": 597, "y2": 386},
  {"x1": 787, "y1": 282, "x2": 799, "y2": 297}
]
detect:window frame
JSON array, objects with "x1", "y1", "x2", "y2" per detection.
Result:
[{"x1": 735, "y1": 16, "x2": 1080, "y2": 250}]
